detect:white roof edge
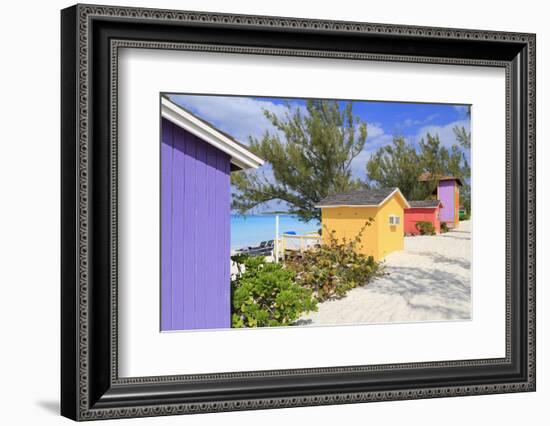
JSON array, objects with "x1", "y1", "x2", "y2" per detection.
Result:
[
  {"x1": 405, "y1": 201, "x2": 443, "y2": 209},
  {"x1": 315, "y1": 188, "x2": 411, "y2": 209},
  {"x1": 381, "y1": 188, "x2": 411, "y2": 209},
  {"x1": 315, "y1": 204, "x2": 380, "y2": 208},
  {"x1": 161, "y1": 97, "x2": 264, "y2": 170}
]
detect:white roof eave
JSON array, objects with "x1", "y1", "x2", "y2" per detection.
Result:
[
  {"x1": 161, "y1": 97, "x2": 264, "y2": 171},
  {"x1": 315, "y1": 188, "x2": 411, "y2": 209}
]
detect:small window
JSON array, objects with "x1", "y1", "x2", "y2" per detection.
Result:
[{"x1": 389, "y1": 215, "x2": 400, "y2": 225}]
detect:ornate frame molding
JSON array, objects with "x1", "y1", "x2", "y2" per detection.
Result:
[{"x1": 61, "y1": 4, "x2": 536, "y2": 421}]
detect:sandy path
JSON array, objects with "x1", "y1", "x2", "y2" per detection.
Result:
[{"x1": 297, "y1": 220, "x2": 471, "y2": 326}]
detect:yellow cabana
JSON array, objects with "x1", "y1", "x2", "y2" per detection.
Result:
[{"x1": 316, "y1": 188, "x2": 410, "y2": 261}]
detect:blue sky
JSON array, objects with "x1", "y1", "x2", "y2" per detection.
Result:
[{"x1": 169, "y1": 94, "x2": 470, "y2": 180}]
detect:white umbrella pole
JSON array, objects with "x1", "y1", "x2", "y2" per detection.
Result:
[{"x1": 275, "y1": 214, "x2": 280, "y2": 263}]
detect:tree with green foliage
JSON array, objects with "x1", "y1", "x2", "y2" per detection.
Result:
[
  {"x1": 453, "y1": 125, "x2": 471, "y2": 150},
  {"x1": 453, "y1": 105, "x2": 471, "y2": 150},
  {"x1": 366, "y1": 136, "x2": 430, "y2": 200},
  {"x1": 366, "y1": 133, "x2": 471, "y2": 211},
  {"x1": 418, "y1": 133, "x2": 468, "y2": 180},
  {"x1": 231, "y1": 100, "x2": 368, "y2": 222}
]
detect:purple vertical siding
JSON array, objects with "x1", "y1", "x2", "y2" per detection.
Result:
[
  {"x1": 221, "y1": 157, "x2": 231, "y2": 327},
  {"x1": 161, "y1": 117, "x2": 232, "y2": 331},
  {"x1": 182, "y1": 133, "x2": 196, "y2": 328},
  {"x1": 195, "y1": 133, "x2": 209, "y2": 328},
  {"x1": 172, "y1": 121, "x2": 186, "y2": 328},
  {"x1": 160, "y1": 121, "x2": 173, "y2": 331},
  {"x1": 205, "y1": 148, "x2": 218, "y2": 325},
  {"x1": 438, "y1": 181, "x2": 455, "y2": 222}
]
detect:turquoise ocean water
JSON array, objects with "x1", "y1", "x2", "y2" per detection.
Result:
[{"x1": 231, "y1": 214, "x2": 320, "y2": 250}]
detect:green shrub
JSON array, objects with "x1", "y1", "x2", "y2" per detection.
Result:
[
  {"x1": 230, "y1": 255, "x2": 317, "y2": 328},
  {"x1": 415, "y1": 221, "x2": 435, "y2": 235},
  {"x1": 440, "y1": 222, "x2": 449, "y2": 233},
  {"x1": 284, "y1": 220, "x2": 383, "y2": 302}
]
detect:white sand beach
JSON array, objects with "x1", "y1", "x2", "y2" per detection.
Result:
[{"x1": 298, "y1": 220, "x2": 472, "y2": 326}]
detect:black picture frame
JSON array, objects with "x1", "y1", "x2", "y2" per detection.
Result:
[{"x1": 61, "y1": 3, "x2": 536, "y2": 421}]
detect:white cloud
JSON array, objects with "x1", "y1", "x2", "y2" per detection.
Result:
[
  {"x1": 350, "y1": 147, "x2": 375, "y2": 178},
  {"x1": 367, "y1": 122, "x2": 384, "y2": 138},
  {"x1": 401, "y1": 114, "x2": 439, "y2": 128},
  {"x1": 414, "y1": 119, "x2": 471, "y2": 149},
  {"x1": 169, "y1": 95, "x2": 292, "y2": 144},
  {"x1": 350, "y1": 128, "x2": 393, "y2": 178},
  {"x1": 453, "y1": 105, "x2": 470, "y2": 116}
]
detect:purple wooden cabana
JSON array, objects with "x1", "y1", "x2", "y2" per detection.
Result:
[
  {"x1": 419, "y1": 172, "x2": 463, "y2": 229},
  {"x1": 160, "y1": 97, "x2": 263, "y2": 331}
]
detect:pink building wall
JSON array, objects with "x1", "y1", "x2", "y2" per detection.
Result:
[{"x1": 404, "y1": 208, "x2": 441, "y2": 235}]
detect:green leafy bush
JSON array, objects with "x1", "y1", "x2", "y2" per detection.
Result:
[
  {"x1": 284, "y1": 220, "x2": 383, "y2": 302},
  {"x1": 231, "y1": 255, "x2": 317, "y2": 328},
  {"x1": 415, "y1": 221, "x2": 435, "y2": 235},
  {"x1": 440, "y1": 222, "x2": 449, "y2": 233}
]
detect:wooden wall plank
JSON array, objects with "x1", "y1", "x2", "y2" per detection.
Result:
[
  {"x1": 181, "y1": 129, "x2": 196, "y2": 329},
  {"x1": 205, "y1": 144, "x2": 218, "y2": 328},
  {"x1": 171, "y1": 121, "x2": 187, "y2": 329},
  {"x1": 160, "y1": 120, "x2": 173, "y2": 331},
  {"x1": 194, "y1": 135, "x2": 208, "y2": 329},
  {"x1": 222, "y1": 156, "x2": 231, "y2": 326}
]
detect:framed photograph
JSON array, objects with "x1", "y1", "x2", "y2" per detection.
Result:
[{"x1": 61, "y1": 4, "x2": 536, "y2": 421}]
